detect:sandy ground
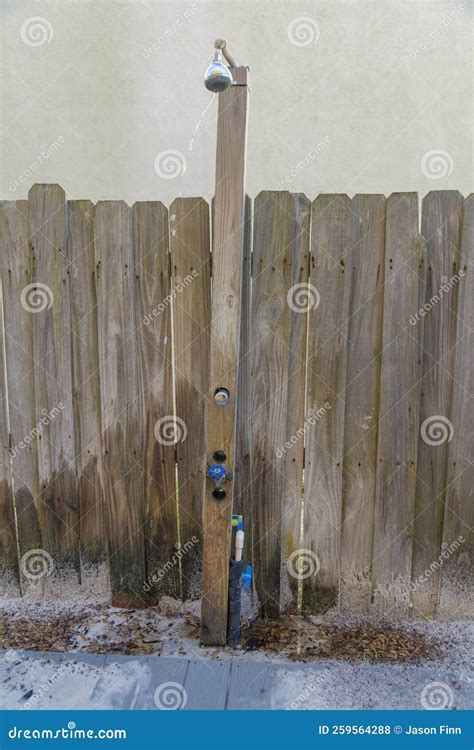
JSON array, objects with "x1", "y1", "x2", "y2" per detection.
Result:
[{"x1": 0, "y1": 594, "x2": 472, "y2": 710}]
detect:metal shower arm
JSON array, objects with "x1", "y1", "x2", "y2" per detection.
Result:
[{"x1": 214, "y1": 39, "x2": 237, "y2": 68}]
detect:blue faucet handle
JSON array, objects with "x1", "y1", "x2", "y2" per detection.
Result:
[
  {"x1": 208, "y1": 464, "x2": 226, "y2": 481},
  {"x1": 242, "y1": 564, "x2": 252, "y2": 590}
]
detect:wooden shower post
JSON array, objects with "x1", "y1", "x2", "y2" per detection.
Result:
[{"x1": 200, "y1": 66, "x2": 249, "y2": 646}]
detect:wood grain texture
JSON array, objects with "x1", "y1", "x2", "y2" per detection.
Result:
[
  {"x1": 94, "y1": 201, "x2": 144, "y2": 606},
  {"x1": 438, "y1": 193, "x2": 473, "y2": 619},
  {"x1": 251, "y1": 191, "x2": 310, "y2": 616},
  {"x1": 411, "y1": 191, "x2": 463, "y2": 617},
  {"x1": 133, "y1": 201, "x2": 178, "y2": 601},
  {"x1": 200, "y1": 67, "x2": 249, "y2": 645},
  {"x1": 29, "y1": 184, "x2": 80, "y2": 583},
  {"x1": 303, "y1": 194, "x2": 352, "y2": 612},
  {"x1": 68, "y1": 201, "x2": 105, "y2": 579},
  {"x1": 0, "y1": 201, "x2": 39, "y2": 593},
  {"x1": 371, "y1": 193, "x2": 426, "y2": 617},
  {"x1": 234, "y1": 195, "x2": 252, "y2": 563},
  {"x1": 170, "y1": 198, "x2": 211, "y2": 601},
  {"x1": 340, "y1": 194, "x2": 386, "y2": 613}
]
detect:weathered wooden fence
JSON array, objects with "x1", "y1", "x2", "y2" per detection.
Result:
[{"x1": 0, "y1": 185, "x2": 472, "y2": 620}]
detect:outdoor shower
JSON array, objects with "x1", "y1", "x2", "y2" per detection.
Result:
[{"x1": 204, "y1": 39, "x2": 236, "y2": 92}]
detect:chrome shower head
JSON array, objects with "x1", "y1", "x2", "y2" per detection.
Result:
[{"x1": 204, "y1": 40, "x2": 235, "y2": 93}]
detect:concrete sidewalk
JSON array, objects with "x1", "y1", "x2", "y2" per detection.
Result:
[{"x1": 1, "y1": 649, "x2": 471, "y2": 710}]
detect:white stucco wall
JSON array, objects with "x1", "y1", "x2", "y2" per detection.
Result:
[{"x1": 1, "y1": 0, "x2": 472, "y2": 204}]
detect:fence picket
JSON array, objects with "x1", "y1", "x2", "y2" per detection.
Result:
[
  {"x1": 0, "y1": 200, "x2": 39, "y2": 594},
  {"x1": 94, "y1": 200, "x2": 145, "y2": 606},
  {"x1": 371, "y1": 193, "x2": 425, "y2": 617},
  {"x1": 68, "y1": 201, "x2": 106, "y2": 589},
  {"x1": 411, "y1": 191, "x2": 463, "y2": 617},
  {"x1": 133, "y1": 201, "x2": 178, "y2": 601},
  {"x1": 340, "y1": 194, "x2": 386, "y2": 613},
  {"x1": 29, "y1": 184, "x2": 79, "y2": 587},
  {"x1": 303, "y1": 194, "x2": 352, "y2": 612},
  {"x1": 169, "y1": 198, "x2": 211, "y2": 600},
  {"x1": 251, "y1": 191, "x2": 310, "y2": 616},
  {"x1": 438, "y1": 193, "x2": 473, "y2": 618}
]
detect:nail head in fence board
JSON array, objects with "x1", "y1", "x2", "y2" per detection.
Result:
[
  {"x1": 371, "y1": 193, "x2": 426, "y2": 618},
  {"x1": 200, "y1": 67, "x2": 249, "y2": 645},
  {"x1": 94, "y1": 201, "x2": 145, "y2": 606},
  {"x1": 439, "y1": 193, "x2": 473, "y2": 618},
  {"x1": 0, "y1": 201, "x2": 39, "y2": 593},
  {"x1": 340, "y1": 194, "x2": 386, "y2": 614},
  {"x1": 29, "y1": 184, "x2": 80, "y2": 583},
  {"x1": 133, "y1": 201, "x2": 178, "y2": 601},
  {"x1": 303, "y1": 194, "x2": 352, "y2": 612},
  {"x1": 170, "y1": 198, "x2": 211, "y2": 601},
  {"x1": 411, "y1": 191, "x2": 463, "y2": 617},
  {"x1": 251, "y1": 191, "x2": 310, "y2": 616},
  {"x1": 67, "y1": 201, "x2": 105, "y2": 581}
]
